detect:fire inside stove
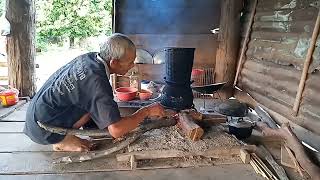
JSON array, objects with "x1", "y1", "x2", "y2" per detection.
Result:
[{"x1": 160, "y1": 48, "x2": 195, "y2": 111}]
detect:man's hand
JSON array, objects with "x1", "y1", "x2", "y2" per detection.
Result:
[{"x1": 145, "y1": 102, "x2": 166, "y2": 118}]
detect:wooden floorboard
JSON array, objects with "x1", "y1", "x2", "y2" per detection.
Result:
[
  {"x1": 0, "y1": 164, "x2": 264, "y2": 180},
  {"x1": 0, "y1": 122, "x2": 25, "y2": 133},
  {"x1": 0, "y1": 100, "x2": 264, "y2": 179},
  {"x1": 0, "y1": 151, "x2": 250, "y2": 176},
  {"x1": 0, "y1": 110, "x2": 26, "y2": 122},
  {"x1": 0, "y1": 134, "x2": 52, "y2": 152},
  {"x1": 0, "y1": 101, "x2": 27, "y2": 120},
  {"x1": 0, "y1": 152, "x2": 127, "y2": 174}
]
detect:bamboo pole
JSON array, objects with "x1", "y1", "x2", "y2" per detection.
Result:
[
  {"x1": 292, "y1": 10, "x2": 320, "y2": 116},
  {"x1": 233, "y1": 0, "x2": 258, "y2": 87}
]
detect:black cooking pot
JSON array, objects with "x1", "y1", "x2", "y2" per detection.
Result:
[
  {"x1": 227, "y1": 116, "x2": 255, "y2": 139},
  {"x1": 214, "y1": 99, "x2": 248, "y2": 117}
]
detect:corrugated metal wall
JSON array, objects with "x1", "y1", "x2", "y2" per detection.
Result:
[{"x1": 238, "y1": 0, "x2": 320, "y2": 137}]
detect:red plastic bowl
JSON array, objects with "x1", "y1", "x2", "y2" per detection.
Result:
[
  {"x1": 115, "y1": 87, "x2": 138, "y2": 101},
  {"x1": 139, "y1": 89, "x2": 153, "y2": 100},
  {"x1": 191, "y1": 69, "x2": 204, "y2": 76}
]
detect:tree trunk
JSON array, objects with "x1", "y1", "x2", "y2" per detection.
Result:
[
  {"x1": 5, "y1": 0, "x2": 36, "y2": 97},
  {"x1": 69, "y1": 37, "x2": 75, "y2": 48},
  {"x1": 214, "y1": 0, "x2": 243, "y2": 99}
]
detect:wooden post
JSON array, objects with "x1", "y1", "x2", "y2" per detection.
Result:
[
  {"x1": 177, "y1": 112, "x2": 204, "y2": 141},
  {"x1": 234, "y1": 0, "x2": 258, "y2": 87},
  {"x1": 5, "y1": 0, "x2": 36, "y2": 97},
  {"x1": 292, "y1": 10, "x2": 320, "y2": 116},
  {"x1": 214, "y1": 0, "x2": 243, "y2": 99}
]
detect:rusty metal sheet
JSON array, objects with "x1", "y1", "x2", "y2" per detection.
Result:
[
  {"x1": 239, "y1": 0, "x2": 320, "y2": 147},
  {"x1": 256, "y1": 0, "x2": 318, "y2": 11},
  {"x1": 255, "y1": 7, "x2": 318, "y2": 22},
  {"x1": 238, "y1": 59, "x2": 320, "y2": 136}
]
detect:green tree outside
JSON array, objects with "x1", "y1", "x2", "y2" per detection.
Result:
[
  {"x1": 36, "y1": 0, "x2": 112, "y2": 50},
  {"x1": 0, "y1": 0, "x2": 4, "y2": 17}
]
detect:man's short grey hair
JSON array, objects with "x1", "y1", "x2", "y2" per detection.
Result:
[{"x1": 99, "y1": 33, "x2": 136, "y2": 62}]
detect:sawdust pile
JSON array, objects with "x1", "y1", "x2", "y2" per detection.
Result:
[{"x1": 128, "y1": 125, "x2": 240, "y2": 153}]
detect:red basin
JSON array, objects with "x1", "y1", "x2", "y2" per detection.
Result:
[
  {"x1": 115, "y1": 87, "x2": 138, "y2": 101},
  {"x1": 139, "y1": 89, "x2": 153, "y2": 100}
]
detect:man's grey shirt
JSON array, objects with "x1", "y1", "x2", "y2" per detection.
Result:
[{"x1": 24, "y1": 52, "x2": 121, "y2": 144}]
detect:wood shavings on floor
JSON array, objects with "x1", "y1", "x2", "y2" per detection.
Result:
[{"x1": 128, "y1": 125, "x2": 240, "y2": 154}]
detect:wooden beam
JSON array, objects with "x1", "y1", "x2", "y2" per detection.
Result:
[
  {"x1": 292, "y1": 9, "x2": 320, "y2": 116},
  {"x1": 177, "y1": 112, "x2": 204, "y2": 141},
  {"x1": 234, "y1": 0, "x2": 258, "y2": 87},
  {"x1": 54, "y1": 118, "x2": 177, "y2": 164},
  {"x1": 116, "y1": 145, "x2": 257, "y2": 162},
  {"x1": 214, "y1": 0, "x2": 243, "y2": 98}
]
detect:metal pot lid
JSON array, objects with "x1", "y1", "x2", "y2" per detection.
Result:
[
  {"x1": 134, "y1": 49, "x2": 153, "y2": 64},
  {"x1": 227, "y1": 116, "x2": 254, "y2": 128},
  {"x1": 153, "y1": 49, "x2": 166, "y2": 64},
  {"x1": 214, "y1": 99, "x2": 248, "y2": 117}
]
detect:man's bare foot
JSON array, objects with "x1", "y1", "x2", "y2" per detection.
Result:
[{"x1": 53, "y1": 135, "x2": 94, "y2": 152}]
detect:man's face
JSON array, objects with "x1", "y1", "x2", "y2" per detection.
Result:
[{"x1": 115, "y1": 49, "x2": 136, "y2": 75}]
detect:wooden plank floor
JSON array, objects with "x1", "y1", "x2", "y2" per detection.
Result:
[{"x1": 0, "y1": 101, "x2": 263, "y2": 179}]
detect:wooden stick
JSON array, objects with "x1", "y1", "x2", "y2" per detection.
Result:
[
  {"x1": 257, "y1": 122, "x2": 320, "y2": 180},
  {"x1": 116, "y1": 145, "x2": 257, "y2": 162},
  {"x1": 293, "y1": 9, "x2": 320, "y2": 116},
  {"x1": 259, "y1": 145, "x2": 289, "y2": 180},
  {"x1": 284, "y1": 145, "x2": 304, "y2": 177},
  {"x1": 233, "y1": 0, "x2": 258, "y2": 87},
  {"x1": 53, "y1": 118, "x2": 177, "y2": 164},
  {"x1": 177, "y1": 112, "x2": 204, "y2": 141},
  {"x1": 281, "y1": 145, "x2": 296, "y2": 169},
  {"x1": 240, "y1": 149, "x2": 250, "y2": 164},
  {"x1": 184, "y1": 109, "x2": 203, "y2": 121},
  {"x1": 130, "y1": 155, "x2": 137, "y2": 170},
  {"x1": 252, "y1": 153, "x2": 279, "y2": 180},
  {"x1": 111, "y1": 73, "x2": 118, "y2": 93},
  {"x1": 250, "y1": 159, "x2": 262, "y2": 176},
  {"x1": 37, "y1": 121, "x2": 112, "y2": 137},
  {"x1": 251, "y1": 158, "x2": 269, "y2": 179}
]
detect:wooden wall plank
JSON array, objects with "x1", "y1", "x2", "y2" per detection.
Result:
[
  {"x1": 256, "y1": 0, "x2": 316, "y2": 11},
  {"x1": 254, "y1": 7, "x2": 318, "y2": 22}
]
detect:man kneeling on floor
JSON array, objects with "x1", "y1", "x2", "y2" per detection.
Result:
[{"x1": 24, "y1": 33, "x2": 165, "y2": 152}]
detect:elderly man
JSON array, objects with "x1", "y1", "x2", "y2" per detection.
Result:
[{"x1": 24, "y1": 33, "x2": 165, "y2": 151}]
